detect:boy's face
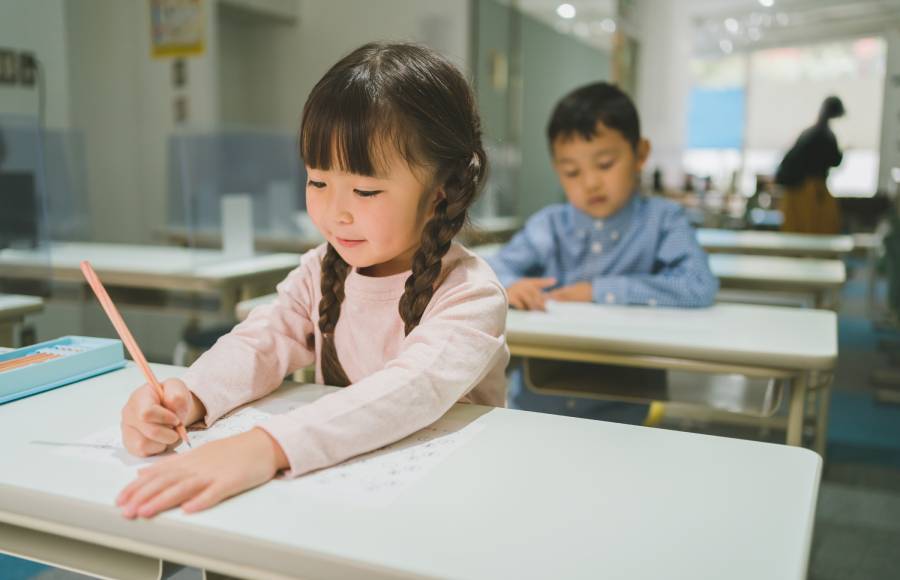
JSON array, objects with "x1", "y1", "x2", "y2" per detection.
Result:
[{"x1": 551, "y1": 122, "x2": 650, "y2": 219}]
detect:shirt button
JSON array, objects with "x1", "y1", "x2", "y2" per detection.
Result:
[
  {"x1": 605, "y1": 292, "x2": 616, "y2": 304},
  {"x1": 592, "y1": 242, "x2": 603, "y2": 254},
  {"x1": 594, "y1": 220, "x2": 604, "y2": 230},
  {"x1": 611, "y1": 230, "x2": 620, "y2": 241}
]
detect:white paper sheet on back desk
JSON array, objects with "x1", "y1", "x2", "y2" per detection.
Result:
[{"x1": 48, "y1": 404, "x2": 484, "y2": 508}]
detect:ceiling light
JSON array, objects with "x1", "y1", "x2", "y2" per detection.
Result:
[
  {"x1": 601, "y1": 18, "x2": 616, "y2": 33},
  {"x1": 557, "y1": 3, "x2": 576, "y2": 19},
  {"x1": 725, "y1": 17, "x2": 739, "y2": 34}
]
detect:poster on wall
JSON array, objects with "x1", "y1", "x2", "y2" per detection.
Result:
[{"x1": 149, "y1": 0, "x2": 205, "y2": 58}]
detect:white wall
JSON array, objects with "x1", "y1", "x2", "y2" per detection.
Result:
[
  {"x1": 64, "y1": 0, "x2": 220, "y2": 244},
  {"x1": 0, "y1": 0, "x2": 71, "y2": 127},
  {"x1": 218, "y1": 0, "x2": 472, "y2": 130}
]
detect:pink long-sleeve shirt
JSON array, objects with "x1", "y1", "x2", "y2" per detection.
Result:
[{"x1": 180, "y1": 242, "x2": 510, "y2": 477}]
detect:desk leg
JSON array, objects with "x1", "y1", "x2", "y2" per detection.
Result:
[
  {"x1": 786, "y1": 374, "x2": 807, "y2": 446},
  {"x1": 0, "y1": 322, "x2": 15, "y2": 347},
  {"x1": 814, "y1": 380, "x2": 833, "y2": 460}
]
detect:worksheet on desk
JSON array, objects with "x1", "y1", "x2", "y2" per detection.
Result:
[{"x1": 40, "y1": 401, "x2": 484, "y2": 508}]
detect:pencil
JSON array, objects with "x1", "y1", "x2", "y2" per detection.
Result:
[{"x1": 79, "y1": 260, "x2": 191, "y2": 448}]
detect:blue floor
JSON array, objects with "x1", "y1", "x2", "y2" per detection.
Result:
[{"x1": 0, "y1": 557, "x2": 49, "y2": 580}]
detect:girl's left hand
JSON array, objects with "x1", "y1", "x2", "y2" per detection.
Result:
[
  {"x1": 546, "y1": 281, "x2": 593, "y2": 303},
  {"x1": 116, "y1": 427, "x2": 288, "y2": 518}
]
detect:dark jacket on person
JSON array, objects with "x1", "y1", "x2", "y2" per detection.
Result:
[{"x1": 775, "y1": 122, "x2": 843, "y2": 187}]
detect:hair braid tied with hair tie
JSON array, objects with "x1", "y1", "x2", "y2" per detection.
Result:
[{"x1": 398, "y1": 149, "x2": 486, "y2": 335}]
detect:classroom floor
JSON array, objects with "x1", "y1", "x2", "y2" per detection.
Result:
[{"x1": 2, "y1": 261, "x2": 899, "y2": 580}]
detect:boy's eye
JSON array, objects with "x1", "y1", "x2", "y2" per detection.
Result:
[
  {"x1": 597, "y1": 161, "x2": 615, "y2": 170},
  {"x1": 354, "y1": 189, "x2": 382, "y2": 198},
  {"x1": 307, "y1": 180, "x2": 326, "y2": 189}
]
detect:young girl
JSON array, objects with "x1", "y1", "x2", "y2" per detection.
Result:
[{"x1": 115, "y1": 42, "x2": 509, "y2": 518}]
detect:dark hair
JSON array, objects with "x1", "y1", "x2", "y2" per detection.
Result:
[
  {"x1": 546, "y1": 81, "x2": 641, "y2": 151},
  {"x1": 819, "y1": 95, "x2": 845, "y2": 123},
  {"x1": 300, "y1": 42, "x2": 487, "y2": 386}
]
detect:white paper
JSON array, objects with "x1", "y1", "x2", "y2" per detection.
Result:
[
  {"x1": 42, "y1": 404, "x2": 485, "y2": 507},
  {"x1": 276, "y1": 418, "x2": 485, "y2": 508},
  {"x1": 44, "y1": 406, "x2": 273, "y2": 468}
]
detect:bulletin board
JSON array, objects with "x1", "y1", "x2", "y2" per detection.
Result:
[{"x1": 149, "y1": 0, "x2": 206, "y2": 58}]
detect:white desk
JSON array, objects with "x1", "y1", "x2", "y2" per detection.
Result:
[
  {"x1": 158, "y1": 225, "x2": 325, "y2": 254},
  {"x1": 0, "y1": 294, "x2": 44, "y2": 346},
  {"x1": 708, "y1": 254, "x2": 845, "y2": 308},
  {"x1": 0, "y1": 243, "x2": 301, "y2": 317},
  {"x1": 471, "y1": 244, "x2": 846, "y2": 308},
  {"x1": 0, "y1": 364, "x2": 820, "y2": 580},
  {"x1": 696, "y1": 228, "x2": 854, "y2": 259},
  {"x1": 506, "y1": 302, "x2": 837, "y2": 452},
  {"x1": 236, "y1": 293, "x2": 277, "y2": 320}
]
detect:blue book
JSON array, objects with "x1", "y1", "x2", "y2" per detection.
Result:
[{"x1": 0, "y1": 336, "x2": 126, "y2": 404}]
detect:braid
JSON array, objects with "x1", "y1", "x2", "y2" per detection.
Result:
[
  {"x1": 318, "y1": 244, "x2": 352, "y2": 386},
  {"x1": 398, "y1": 150, "x2": 486, "y2": 335}
]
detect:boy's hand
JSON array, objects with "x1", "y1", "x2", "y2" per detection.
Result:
[
  {"x1": 547, "y1": 281, "x2": 592, "y2": 303},
  {"x1": 116, "y1": 428, "x2": 288, "y2": 518},
  {"x1": 121, "y1": 378, "x2": 206, "y2": 457},
  {"x1": 507, "y1": 277, "x2": 556, "y2": 311}
]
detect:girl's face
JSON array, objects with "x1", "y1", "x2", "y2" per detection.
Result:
[{"x1": 306, "y1": 146, "x2": 437, "y2": 277}]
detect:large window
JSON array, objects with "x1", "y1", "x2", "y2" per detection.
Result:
[{"x1": 685, "y1": 37, "x2": 886, "y2": 197}]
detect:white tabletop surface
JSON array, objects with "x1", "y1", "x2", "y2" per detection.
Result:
[
  {"x1": 507, "y1": 301, "x2": 837, "y2": 371},
  {"x1": 235, "y1": 293, "x2": 278, "y2": 320},
  {"x1": 0, "y1": 294, "x2": 44, "y2": 319},
  {"x1": 472, "y1": 244, "x2": 846, "y2": 289},
  {"x1": 696, "y1": 228, "x2": 854, "y2": 256},
  {"x1": 468, "y1": 215, "x2": 522, "y2": 231},
  {"x1": 0, "y1": 364, "x2": 820, "y2": 580},
  {"x1": 0, "y1": 242, "x2": 300, "y2": 280},
  {"x1": 708, "y1": 254, "x2": 846, "y2": 287}
]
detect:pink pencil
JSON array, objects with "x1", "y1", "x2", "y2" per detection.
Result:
[{"x1": 79, "y1": 260, "x2": 191, "y2": 448}]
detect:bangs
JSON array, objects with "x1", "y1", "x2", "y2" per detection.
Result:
[{"x1": 300, "y1": 78, "x2": 420, "y2": 178}]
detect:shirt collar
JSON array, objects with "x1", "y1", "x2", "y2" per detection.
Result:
[{"x1": 567, "y1": 191, "x2": 641, "y2": 235}]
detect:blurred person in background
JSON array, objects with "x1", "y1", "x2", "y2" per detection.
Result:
[{"x1": 775, "y1": 95, "x2": 846, "y2": 234}]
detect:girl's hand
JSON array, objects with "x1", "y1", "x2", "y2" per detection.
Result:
[
  {"x1": 506, "y1": 277, "x2": 556, "y2": 311},
  {"x1": 116, "y1": 428, "x2": 289, "y2": 518},
  {"x1": 121, "y1": 378, "x2": 205, "y2": 457},
  {"x1": 546, "y1": 281, "x2": 593, "y2": 303}
]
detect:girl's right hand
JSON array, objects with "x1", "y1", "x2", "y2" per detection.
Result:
[{"x1": 121, "y1": 378, "x2": 204, "y2": 457}]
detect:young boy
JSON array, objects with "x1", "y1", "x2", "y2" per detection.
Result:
[{"x1": 487, "y1": 81, "x2": 718, "y2": 423}]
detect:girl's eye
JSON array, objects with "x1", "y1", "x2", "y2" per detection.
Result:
[
  {"x1": 354, "y1": 189, "x2": 382, "y2": 198},
  {"x1": 307, "y1": 180, "x2": 326, "y2": 189}
]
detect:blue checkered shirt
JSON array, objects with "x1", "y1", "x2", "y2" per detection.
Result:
[{"x1": 486, "y1": 194, "x2": 719, "y2": 308}]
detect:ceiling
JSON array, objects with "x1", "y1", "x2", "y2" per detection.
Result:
[{"x1": 509, "y1": 0, "x2": 900, "y2": 54}]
